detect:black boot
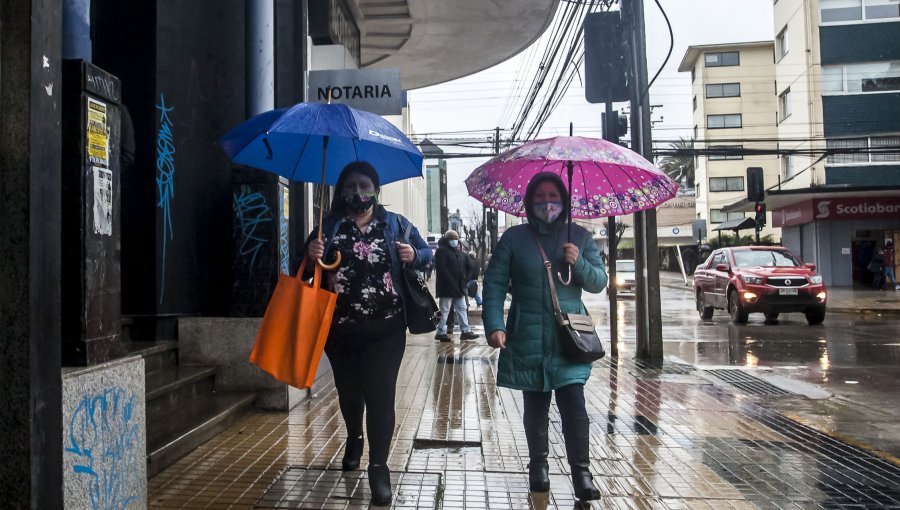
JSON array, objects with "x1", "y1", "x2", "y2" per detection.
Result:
[
  {"x1": 368, "y1": 464, "x2": 392, "y2": 506},
  {"x1": 341, "y1": 435, "x2": 364, "y2": 471},
  {"x1": 563, "y1": 417, "x2": 600, "y2": 501},
  {"x1": 526, "y1": 429, "x2": 550, "y2": 492}
]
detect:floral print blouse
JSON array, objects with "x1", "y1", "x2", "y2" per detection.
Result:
[{"x1": 325, "y1": 218, "x2": 402, "y2": 325}]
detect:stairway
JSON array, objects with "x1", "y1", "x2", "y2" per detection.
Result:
[{"x1": 126, "y1": 339, "x2": 257, "y2": 478}]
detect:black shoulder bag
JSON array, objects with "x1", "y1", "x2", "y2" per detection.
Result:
[
  {"x1": 399, "y1": 219, "x2": 440, "y2": 334},
  {"x1": 531, "y1": 231, "x2": 605, "y2": 363}
]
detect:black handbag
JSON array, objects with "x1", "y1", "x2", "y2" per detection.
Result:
[
  {"x1": 399, "y1": 220, "x2": 440, "y2": 334},
  {"x1": 531, "y1": 231, "x2": 605, "y2": 363}
]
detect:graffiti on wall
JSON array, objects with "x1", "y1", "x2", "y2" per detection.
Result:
[
  {"x1": 65, "y1": 387, "x2": 142, "y2": 509},
  {"x1": 279, "y1": 185, "x2": 290, "y2": 275},
  {"x1": 234, "y1": 187, "x2": 272, "y2": 271},
  {"x1": 156, "y1": 94, "x2": 176, "y2": 304}
]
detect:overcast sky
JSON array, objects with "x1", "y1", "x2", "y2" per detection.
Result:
[{"x1": 408, "y1": 0, "x2": 774, "y2": 224}]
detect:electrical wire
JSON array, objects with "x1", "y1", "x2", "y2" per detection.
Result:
[{"x1": 647, "y1": 0, "x2": 673, "y2": 92}]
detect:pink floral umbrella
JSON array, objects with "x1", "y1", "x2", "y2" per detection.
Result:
[{"x1": 465, "y1": 136, "x2": 679, "y2": 219}]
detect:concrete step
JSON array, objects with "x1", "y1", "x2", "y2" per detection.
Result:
[
  {"x1": 145, "y1": 364, "x2": 217, "y2": 419},
  {"x1": 147, "y1": 391, "x2": 257, "y2": 479},
  {"x1": 125, "y1": 340, "x2": 178, "y2": 375}
]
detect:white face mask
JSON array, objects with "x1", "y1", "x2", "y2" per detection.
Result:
[
  {"x1": 449, "y1": 239, "x2": 459, "y2": 248},
  {"x1": 532, "y1": 201, "x2": 563, "y2": 223}
]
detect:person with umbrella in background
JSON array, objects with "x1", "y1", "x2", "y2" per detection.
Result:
[
  {"x1": 482, "y1": 172, "x2": 607, "y2": 502},
  {"x1": 304, "y1": 162, "x2": 432, "y2": 506}
]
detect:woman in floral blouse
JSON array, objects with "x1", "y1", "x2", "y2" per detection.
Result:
[{"x1": 304, "y1": 162, "x2": 432, "y2": 506}]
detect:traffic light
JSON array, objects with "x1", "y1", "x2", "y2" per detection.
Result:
[
  {"x1": 746, "y1": 167, "x2": 765, "y2": 203},
  {"x1": 584, "y1": 12, "x2": 630, "y2": 103},
  {"x1": 754, "y1": 202, "x2": 766, "y2": 229},
  {"x1": 602, "y1": 112, "x2": 628, "y2": 144}
]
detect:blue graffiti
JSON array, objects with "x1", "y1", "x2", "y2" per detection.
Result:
[
  {"x1": 234, "y1": 188, "x2": 272, "y2": 270},
  {"x1": 65, "y1": 387, "x2": 142, "y2": 510},
  {"x1": 156, "y1": 94, "x2": 175, "y2": 304},
  {"x1": 279, "y1": 188, "x2": 290, "y2": 275}
]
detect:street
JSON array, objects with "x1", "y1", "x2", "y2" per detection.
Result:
[{"x1": 585, "y1": 274, "x2": 900, "y2": 460}]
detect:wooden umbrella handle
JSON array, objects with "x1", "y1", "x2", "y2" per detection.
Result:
[{"x1": 316, "y1": 134, "x2": 342, "y2": 270}]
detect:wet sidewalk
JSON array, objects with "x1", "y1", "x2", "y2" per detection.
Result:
[{"x1": 148, "y1": 335, "x2": 900, "y2": 509}]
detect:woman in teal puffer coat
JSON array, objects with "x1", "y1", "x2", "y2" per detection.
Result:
[{"x1": 482, "y1": 172, "x2": 607, "y2": 501}]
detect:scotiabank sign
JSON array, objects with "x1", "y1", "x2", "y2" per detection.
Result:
[{"x1": 773, "y1": 197, "x2": 900, "y2": 227}]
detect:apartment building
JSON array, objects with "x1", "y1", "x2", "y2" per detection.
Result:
[
  {"x1": 767, "y1": 0, "x2": 900, "y2": 287},
  {"x1": 678, "y1": 42, "x2": 781, "y2": 241}
]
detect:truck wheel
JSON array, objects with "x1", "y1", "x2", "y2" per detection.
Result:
[
  {"x1": 728, "y1": 290, "x2": 748, "y2": 324},
  {"x1": 805, "y1": 308, "x2": 826, "y2": 325}
]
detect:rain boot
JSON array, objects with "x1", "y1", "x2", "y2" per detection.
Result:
[
  {"x1": 368, "y1": 464, "x2": 392, "y2": 506},
  {"x1": 341, "y1": 435, "x2": 364, "y2": 471},
  {"x1": 526, "y1": 429, "x2": 550, "y2": 492},
  {"x1": 563, "y1": 416, "x2": 600, "y2": 501}
]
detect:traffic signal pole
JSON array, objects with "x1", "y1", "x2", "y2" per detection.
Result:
[
  {"x1": 604, "y1": 102, "x2": 619, "y2": 357},
  {"x1": 624, "y1": 0, "x2": 663, "y2": 365}
]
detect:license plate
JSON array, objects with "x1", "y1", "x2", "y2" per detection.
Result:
[{"x1": 779, "y1": 288, "x2": 798, "y2": 295}]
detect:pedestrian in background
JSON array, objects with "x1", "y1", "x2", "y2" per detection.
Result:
[
  {"x1": 482, "y1": 172, "x2": 607, "y2": 502},
  {"x1": 303, "y1": 162, "x2": 432, "y2": 506},
  {"x1": 882, "y1": 240, "x2": 899, "y2": 290},
  {"x1": 434, "y1": 230, "x2": 479, "y2": 342}
]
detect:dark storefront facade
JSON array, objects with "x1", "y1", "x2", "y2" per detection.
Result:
[{"x1": 771, "y1": 191, "x2": 900, "y2": 287}]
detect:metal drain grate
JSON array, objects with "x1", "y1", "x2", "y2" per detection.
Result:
[
  {"x1": 706, "y1": 369, "x2": 793, "y2": 396},
  {"x1": 254, "y1": 467, "x2": 441, "y2": 509}
]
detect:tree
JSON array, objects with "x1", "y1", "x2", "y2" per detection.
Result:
[{"x1": 657, "y1": 137, "x2": 695, "y2": 189}]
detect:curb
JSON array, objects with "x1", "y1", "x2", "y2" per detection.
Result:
[
  {"x1": 780, "y1": 412, "x2": 900, "y2": 467},
  {"x1": 828, "y1": 307, "x2": 900, "y2": 316}
]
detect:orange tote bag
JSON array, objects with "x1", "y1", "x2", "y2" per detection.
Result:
[{"x1": 249, "y1": 258, "x2": 337, "y2": 389}]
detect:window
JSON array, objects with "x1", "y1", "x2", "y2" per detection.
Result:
[
  {"x1": 776, "y1": 26, "x2": 789, "y2": 60},
  {"x1": 691, "y1": 68, "x2": 696, "y2": 82},
  {"x1": 866, "y1": 0, "x2": 900, "y2": 19},
  {"x1": 709, "y1": 146, "x2": 744, "y2": 160},
  {"x1": 707, "y1": 114, "x2": 742, "y2": 129},
  {"x1": 704, "y1": 51, "x2": 740, "y2": 67},
  {"x1": 693, "y1": 95, "x2": 697, "y2": 111},
  {"x1": 782, "y1": 155, "x2": 798, "y2": 178},
  {"x1": 705, "y1": 83, "x2": 741, "y2": 98},
  {"x1": 827, "y1": 136, "x2": 900, "y2": 164},
  {"x1": 821, "y1": 0, "x2": 900, "y2": 22},
  {"x1": 779, "y1": 88, "x2": 793, "y2": 121},
  {"x1": 822, "y1": 62, "x2": 900, "y2": 94},
  {"x1": 871, "y1": 136, "x2": 900, "y2": 162},
  {"x1": 709, "y1": 177, "x2": 745, "y2": 192},
  {"x1": 710, "y1": 209, "x2": 746, "y2": 223},
  {"x1": 821, "y1": 0, "x2": 862, "y2": 22}
]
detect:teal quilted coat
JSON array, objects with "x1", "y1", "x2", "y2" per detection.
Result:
[{"x1": 482, "y1": 221, "x2": 607, "y2": 391}]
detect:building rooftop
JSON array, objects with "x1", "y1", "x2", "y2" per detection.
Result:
[{"x1": 678, "y1": 40, "x2": 774, "y2": 72}]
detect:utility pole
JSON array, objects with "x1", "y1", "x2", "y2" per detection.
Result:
[
  {"x1": 624, "y1": 0, "x2": 663, "y2": 365},
  {"x1": 490, "y1": 126, "x2": 501, "y2": 251}
]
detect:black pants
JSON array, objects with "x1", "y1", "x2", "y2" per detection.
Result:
[
  {"x1": 522, "y1": 383, "x2": 589, "y2": 465},
  {"x1": 324, "y1": 316, "x2": 406, "y2": 466}
]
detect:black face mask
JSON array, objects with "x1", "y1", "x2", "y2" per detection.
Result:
[{"x1": 343, "y1": 192, "x2": 377, "y2": 214}]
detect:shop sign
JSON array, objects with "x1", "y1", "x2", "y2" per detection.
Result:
[
  {"x1": 307, "y1": 68, "x2": 402, "y2": 115},
  {"x1": 774, "y1": 196, "x2": 900, "y2": 227}
]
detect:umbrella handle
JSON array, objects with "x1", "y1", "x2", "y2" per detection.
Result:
[
  {"x1": 315, "y1": 133, "x2": 342, "y2": 271},
  {"x1": 318, "y1": 252, "x2": 341, "y2": 270},
  {"x1": 557, "y1": 265, "x2": 573, "y2": 286}
]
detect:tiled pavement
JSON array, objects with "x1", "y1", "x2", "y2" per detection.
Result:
[{"x1": 149, "y1": 336, "x2": 900, "y2": 509}]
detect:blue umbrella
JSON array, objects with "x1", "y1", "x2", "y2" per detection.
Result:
[
  {"x1": 217, "y1": 102, "x2": 423, "y2": 185},
  {"x1": 218, "y1": 101, "x2": 424, "y2": 269}
]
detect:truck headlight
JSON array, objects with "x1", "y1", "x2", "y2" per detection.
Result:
[
  {"x1": 809, "y1": 275, "x2": 823, "y2": 284},
  {"x1": 742, "y1": 276, "x2": 764, "y2": 285}
]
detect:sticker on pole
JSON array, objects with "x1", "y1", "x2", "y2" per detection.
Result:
[{"x1": 93, "y1": 166, "x2": 113, "y2": 236}]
